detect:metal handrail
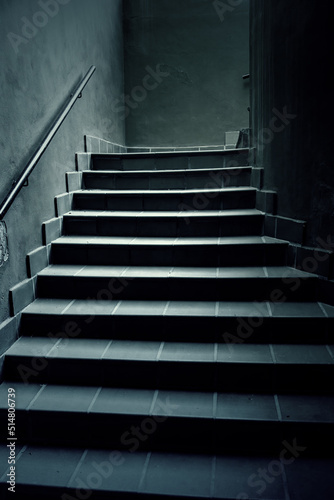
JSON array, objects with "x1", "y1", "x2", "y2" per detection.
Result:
[{"x1": 0, "y1": 65, "x2": 96, "y2": 220}]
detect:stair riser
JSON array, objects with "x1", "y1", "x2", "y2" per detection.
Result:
[
  {"x1": 73, "y1": 190, "x2": 256, "y2": 211},
  {"x1": 36, "y1": 276, "x2": 317, "y2": 302},
  {"x1": 92, "y1": 151, "x2": 250, "y2": 171},
  {"x1": 83, "y1": 168, "x2": 252, "y2": 190},
  {"x1": 63, "y1": 215, "x2": 264, "y2": 237},
  {"x1": 0, "y1": 408, "x2": 331, "y2": 455},
  {"x1": 20, "y1": 315, "x2": 333, "y2": 344},
  {"x1": 51, "y1": 243, "x2": 287, "y2": 267},
  {"x1": 4, "y1": 357, "x2": 334, "y2": 394}
]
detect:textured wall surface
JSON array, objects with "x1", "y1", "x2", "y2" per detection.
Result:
[
  {"x1": 0, "y1": 0, "x2": 125, "y2": 322},
  {"x1": 123, "y1": 0, "x2": 250, "y2": 147},
  {"x1": 250, "y1": 0, "x2": 333, "y2": 246}
]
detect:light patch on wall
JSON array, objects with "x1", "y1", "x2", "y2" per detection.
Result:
[
  {"x1": 0, "y1": 221, "x2": 9, "y2": 267},
  {"x1": 160, "y1": 65, "x2": 193, "y2": 86}
]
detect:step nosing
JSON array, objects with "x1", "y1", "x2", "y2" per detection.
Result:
[
  {"x1": 84, "y1": 166, "x2": 252, "y2": 175},
  {"x1": 75, "y1": 187, "x2": 257, "y2": 194}
]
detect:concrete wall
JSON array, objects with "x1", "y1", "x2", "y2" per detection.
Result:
[
  {"x1": 0, "y1": 0, "x2": 125, "y2": 323},
  {"x1": 123, "y1": 0, "x2": 250, "y2": 147},
  {"x1": 250, "y1": 0, "x2": 333, "y2": 247}
]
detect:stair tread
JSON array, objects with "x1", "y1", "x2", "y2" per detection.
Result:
[
  {"x1": 2, "y1": 443, "x2": 332, "y2": 500},
  {"x1": 55, "y1": 234, "x2": 281, "y2": 245},
  {"x1": 65, "y1": 208, "x2": 262, "y2": 215},
  {"x1": 2, "y1": 381, "x2": 334, "y2": 421},
  {"x1": 5, "y1": 337, "x2": 334, "y2": 365},
  {"x1": 38, "y1": 264, "x2": 314, "y2": 280},
  {"x1": 83, "y1": 165, "x2": 252, "y2": 175},
  {"x1": 22, "y1": 299, "x2": 329, "y2": 318},
  {"x1": 75, "y1": 186, "x2": 256, "y2": 194},
  {"x1": 93, "y1": 148, "x2": 249, "y2": 157}
]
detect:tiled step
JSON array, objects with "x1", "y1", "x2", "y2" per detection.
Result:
[
  {"x1": 63, "y1": 209, "x2": 264, "y2": 237},
  {"x1": 3, "y1": 337, "x2": 334, "y2": 393},
  {"x1": 2, "y1": 445, "x2": 333, "y2": 500},
  {"x1": 36, "y1": 266, "x2": 317, "y2": 302},
  {"x1": 91, "y1": 149, "x2": 250, "y2": 171},
  {"x1": 72, "y1": 187, "x2": 257, "y2": 211},
  {"x1": 82, "y1": 166, "x2": 252, "y2": 190},
  {"x1": 20, "y1": 299, "x2": 334, "y2": 344},
  {"x1": 52, "y1": 235, "x2": 286, "y2": 266},
  {"x1": 1, "y1": 382, "x2": 334, "y2": 455}
]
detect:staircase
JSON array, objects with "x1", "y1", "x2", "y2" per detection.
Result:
[{"x1": 1, "y1": 149, "x2": 334, "y2": 499}]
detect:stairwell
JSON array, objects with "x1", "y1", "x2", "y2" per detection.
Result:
[{"x1": 1, "y1": 148, "x2": 334, "y2": 499}]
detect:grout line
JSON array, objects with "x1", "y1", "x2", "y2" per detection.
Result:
[
  {"x1": 266, "y1": 301, "x2": 273, "y2": 317},
  {"x1": 74, "y1": 266, "x2": 86, "y2": 276},
  {"x1": 121, "y1": 266, "x2": 130, "y2": 276},
  {"x1": 111, "y1": 300, "x2": 122, "y2": 315},
  {"x1": 88, "y1": 387, "x2": 102, "y2": 413},
  {"x1": 101, "y1": 340, "x2": 113, "y2": 359},
  {"x1": 27, "y1": 384, "x2": 47, "y2": 410},
  {"x1": 163, "y1": 302, "x2": 170, "y2": 316},
  {"x1": 213, "y1": 343, "x2": 219, "y2": 393},
  {"x1": 46, "y1": 337, "x2": 63, "y2": 357},
  {"x1": 326, "y1": 345, "x2": 334, "y2": 361},
  {"x1": 281, "y1": 461, "x2": 292, "y2": 500},
  {"x1": 269, "y1": 344, "x2": 277, "y2": 363},
  {"x1": 318, "y1": 302, "x2": 329, "y2": 317},
  {"x1": 212, "y1": 392, "x2": 218, "y2": 419},
  {"x1": 210, "y1": 455, "x2": 217, "y2": 498},
  {"x1": 137, "y1": 451, "x2": 151, "y2": 493},
  {"x1": 149, "y1": 390, "x2": 159, "y2": 416},
  {"x1": 67, "y1": 449, "x2": 88, "y2": 488},
  {"x1": 274, "y1": 394, "x2": 282, "y2": 422},
  {"x1": 157, "y1": 342, "x2": 165, "y2": 361},
  {"x1": 61, "y1": 299, "x2": 76, "y2": 315},
  {"x1": 213, "y1": 343, "x2": 218, "y2": 363}
]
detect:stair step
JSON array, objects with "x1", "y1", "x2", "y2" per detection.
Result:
[
  {"x1": 36, "y1": 265, "x2": 317, "y2": 301},
  {"x1": 20, "y1": 299, "x2": 333, "y2": 344},
  {"x1": 63, "y1": 210, "x2": 265, "y2": 238},
  {"x1": 91, "y1": 149, "x2": 250, "y2": 171},
  {"x1": 1, "y1": 382, "x2": 333, "y2": 454},
  {"x1": 2, "y1": 145, "x2": 333, "y2": 499},
  {"x1": 52, "y1": 235, "x2": 287, "y2": 266},
  {"x1": 3, "y1": 338, "x2": 334, "y2": 393},
  {"x1": 72, "y1": 187, "x2": 257, "y2": 211},
  {"x1": 83, "y1": 166, "x2": 252, "y2": 190},
  {"x1": 2, "y1": 444, "x2": 332, "y2": 500}
]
